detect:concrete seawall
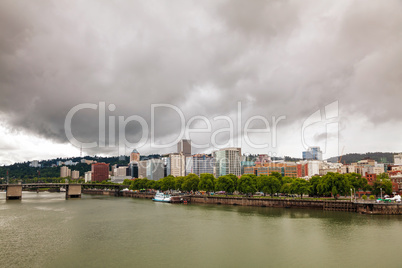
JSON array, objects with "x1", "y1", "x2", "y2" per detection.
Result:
[{"x1": 81, "y1": 190, "x2": 402, "y2": 215}]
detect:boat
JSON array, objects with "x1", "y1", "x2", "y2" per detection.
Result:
[
  {"x1": 152, "y1": 191, "x2": 172, "y2": 203},
  {"x1": 60, "y1": 187, "x2": 66, "y2": 192}
]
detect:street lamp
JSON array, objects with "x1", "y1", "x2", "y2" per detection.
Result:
[{"x1": 350, "y1": 188, "x2": 352, "y2": 202}]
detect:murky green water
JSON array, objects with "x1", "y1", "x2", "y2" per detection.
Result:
[{"x1": 1, "y1": 192, "x2": 402, "y2": 268}]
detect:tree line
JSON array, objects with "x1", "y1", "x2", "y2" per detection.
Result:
[{"x1": 124, "y1": 172, "x2": 394, "y2": 198}]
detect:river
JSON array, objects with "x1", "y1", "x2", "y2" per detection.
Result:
[{"x1": 1, "y1": 192, "x2": 401, "y2": 268}]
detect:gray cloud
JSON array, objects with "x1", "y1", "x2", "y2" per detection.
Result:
[{"x1": 0, "y1": 0, "x2": 402, "y2": 160}]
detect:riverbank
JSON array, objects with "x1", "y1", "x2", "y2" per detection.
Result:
[{"x1": 82, "y1": 189, "x2": 402, "y2": 215}]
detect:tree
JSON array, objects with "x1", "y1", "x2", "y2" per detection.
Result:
[
  {"x1": 175, "y1": 176, "x2": 185, "y2": 191},
  {"x1": 199, "y1": 173, "x2": 215, "y2": 193},
  {"x1": 182, "y1": 174, "x2": 200, "y2": 192},
  {"x1": 238, "y1": 174, "x2": 257, "y2": 196},
  {"x1": 281, "y1": 182, "x2": 292, "y2": 195},
  {"x1": 347, "y1": 173, "x2": 368, "y2": 191},
  {"x1": 216, "y1": 175, "x2": 235, "y2": 195},
  {"x1": 290, "y1": 178, "x2": 311, "y2": 199},
  {"x1": 309, "y1": 176, "x2": 321, "y2": 196},
  {"x1": 123, "y1": 179, "x2": 132, "y2": 186},
  {"x1": 160, "y1": 175, "x2": 176, "y2": 191},
  {"x1": 318, "y1": 173, "x2": 350, "y2": 199},
  {"x1": 372, "y1": 173, "x2": 393, "y2": 196},
  {"x1": 226, "y1": 174, "x2": 239, "y2": 191},
  {"x1": 258, "y1": 175, "x2": 280, "y2": 197}
]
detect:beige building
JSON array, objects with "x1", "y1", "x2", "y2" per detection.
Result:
[
  {"x1": 169, "y1": 153, "x2": 186, "y2": 177},
  {"x1": 138, "y1": 161, "x2": 148, "y2": 178},
  {"x1": 394, "y1": 154, "x2": 402, "y2": 165},
  {"x1": 60, "y1": 166, "x2": 71, "y2": 178},
  {"x1": 71, "y1": 170, "x2": 80, "y2": 180},
  {"x1": 130, "y1": 149, "x2": 140, "y2": 163},
  {"x1": 114, "y1": 166, "x2": 128, "y2": 176}
]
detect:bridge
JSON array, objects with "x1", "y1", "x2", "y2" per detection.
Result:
[{"x1": 0, "y1": 183, "x2": 128, "y2": 200}]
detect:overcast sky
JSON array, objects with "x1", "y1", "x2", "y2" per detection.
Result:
[{"x1": 1, "y1": 0, "x2": 402, "y2": 165}]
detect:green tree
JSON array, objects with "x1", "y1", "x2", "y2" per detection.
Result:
[
  {"x1": 123, "y1": 179, "x2": 132, "y2": 185},
  {"x1": 258, "y1": 175, "x2": 281, "y2": 197},
  {"x1": 160, "y1": 175, "x2": 176, "y2": 191},
  {"x1": 175, "y1": 176, "x2": 185, "y2": 191},
  {"x1": 309, "y1": 176, "x2": 321, "y2": 196},
  {"x1": 182, "y1": 174, "x2": 200, "y2": 192},
  {"x1": 291, "y1": 178, "x2": 311, "y2": 199},
  {"x1": 238, "y1": 174, "x2": 257, "y2": 196},
  {"x1": 318, "y1": 173, "x2": 350, "y2": 199},
  {"x1": 216, "y1": 175, "x2": 235, "y2": 195},
  {"x1": 199, "y1": 173, "x2": 215, "y2": 193},
  {"x1": 347, "y1": 173, "x2": 368, "y2": 191},
  {"x1": 372, "y1": 173, "x2": 393, "y2": 196},
  {"x1": 226, "y1": 174, "x2": 239, "y2": 191}
]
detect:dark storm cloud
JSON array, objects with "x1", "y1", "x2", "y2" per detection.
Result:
[{"x1": 0, "y1": 0, "x2": 401, "y2": 155}]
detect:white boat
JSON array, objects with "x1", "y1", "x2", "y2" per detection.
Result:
[
  {"x1": 60, "y1": 187, "x2": 66, "y2": 192},
  {"x1": 152, "y1": 192, "x2": 171, "y2": 203}
]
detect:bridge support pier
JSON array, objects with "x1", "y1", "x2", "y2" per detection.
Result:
[
  {"x1": 66, "y1": 184, "x2": 81, "y2": 199},
  {"x1": 6, "y1": 185, "x2": 22, "y2": 200}
]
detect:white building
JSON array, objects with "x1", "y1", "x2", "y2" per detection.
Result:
[
  {"x1": 213, "y1": 148, "x2": 241, "y2": 177},
  {"x1": 394, "y1": 154, "x2": 402, "y2": 165},
  {"x1": 84, "y1": 171, "x2": 92, "y2": 182},
  {"x1": 307, "y1": 160, "x2": 321, "y2": 177},
  {"x1": 29, "y1": 160, "x2": 41, "y2": 168}
]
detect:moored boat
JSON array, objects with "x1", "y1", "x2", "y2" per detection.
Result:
[{"x1": 152, "y1": 191, "x2": 171, "y2": 203}]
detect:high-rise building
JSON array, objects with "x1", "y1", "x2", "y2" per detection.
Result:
[
  {"x1": 130, "y1": 149, "x2": 140, "y2": 163},
  {"x1": 138, "y1": 160, "x2": 148, "y2": 178},
  {"x1": 129, "y1": 162, "x2": 139, "y2": 178},
  {"x1": 177, "y1": 139, "x2": 191, "y2": 157},
  {"x1": 169, "y1": 153, "x2": 186, "y2": 177},
  {"x1": 302, "y1": 147, "x2": 323, "y2": 160},
  {"x1": 146, "y1": 159, "x2": 164, "y2": 181},
  {"x1": 91, "y1": 163, "x2": 110, "y2": 182},
  {"x1": 192, "y1": 154, "x2": 214, "y2": 176},
  {"x1": 213, "y1": 148, "x2": 241, "y2": 177},
  {"x1": 60, "y1": 166, "x2": 71, "y2": 178},
  {"x1": 71, "y1": 170, "x2": 79, "y2": 180}
]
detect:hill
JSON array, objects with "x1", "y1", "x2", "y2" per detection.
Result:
[{"x1": 326, "y1": 152, "x2": 399, "y2": 164}]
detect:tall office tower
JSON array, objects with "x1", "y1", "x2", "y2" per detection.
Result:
[
  {"x1": 169, "y1": 153, "x2": 186, "y2": 177},
  {"x1": 302, "y1": 147, "x2": 323, "y2": 160},
  {"x1": 138, "y1": 160, "x2": 148, "y2": 178},
  {"x1": 192, "y1": 154, "x2": 214, "y2": 176},
  {"x1": 91, "y1": 163, "x2": 110, "y2": 182},
  {"x1": 130, "y1": 149, "x2": 140, "y2": 163},
  {"x1": 213, "y1": 148, "x2": 242, "y2": 177},
  {"x1": 146, "y1": 159, "x2": 165, "y2": 181},
  {"x1": 129, "y1": 162, "x2": 139, "y2": 178},
  {"x1": 177, "y1": 139, "x2": 191, "y2": 157}
]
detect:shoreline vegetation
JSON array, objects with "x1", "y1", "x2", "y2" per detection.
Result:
[{"x1": 120, "y1": 172, "x2": 393, "y2": 201}]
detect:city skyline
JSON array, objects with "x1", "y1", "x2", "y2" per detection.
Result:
[{"x1": 1, "y1": 1, "x2": 402, "y2": 165}]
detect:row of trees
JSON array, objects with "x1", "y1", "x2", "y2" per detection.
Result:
[{"x1": 124, "y1": 172, "x2": 393, "y2": 198}]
